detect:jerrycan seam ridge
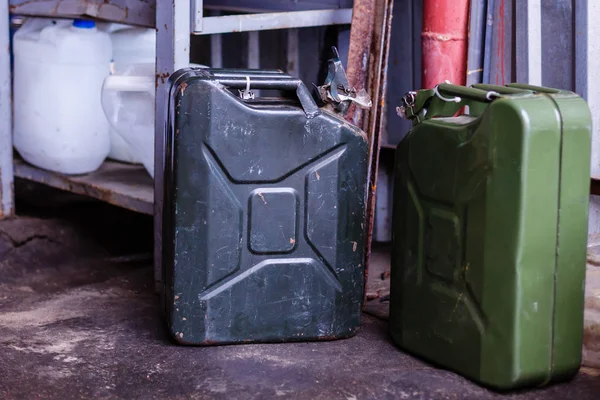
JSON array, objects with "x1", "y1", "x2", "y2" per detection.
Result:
[{"x1": 543, "y1": 92, "x2": 566, "y2": 385}]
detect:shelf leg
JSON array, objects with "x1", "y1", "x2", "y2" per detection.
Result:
[
  {"x1": 0, "y1": 0, "x2": 14, "y2": 219},
  {"x1": 155, "y1": 0, "x2": 191, "y2": 294}
]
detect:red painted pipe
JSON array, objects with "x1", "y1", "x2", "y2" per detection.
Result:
[{"x1": 422, "y1": 0, "x2": 469, "y2": 89}]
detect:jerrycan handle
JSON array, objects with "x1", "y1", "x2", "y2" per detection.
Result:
[
  {"x1": 435, "y1": 83, "x2": 502, "y2": 103},
  {"x1": 399, "y1": 83, "x2": 500, "y2": 123},
  {"x1": 402, "y1": 82, "x2": 544, "y2": 124},
  {"x1": 211, "y1": 72, "x2": 320, "y2": 119},
  {"x1": 426, "y1": 83, "x2": 502, "y2": 119},
  {"x1": 207, "y1": 68, "x2": 291, "y2": 78}
]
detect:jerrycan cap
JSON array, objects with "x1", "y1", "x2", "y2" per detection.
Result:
[{"x1": 73, "y1": 19, "x2": 95, "y2": 29}]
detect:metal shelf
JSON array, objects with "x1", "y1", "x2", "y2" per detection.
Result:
[
  {"x1": 202, "y1": 0, "x2": 353, "y2": 13},
  {"x1": 13, "y1": 159, "x2": 154, "y2": 215},
  {"x1": 193, "y1": 8, "x2": 352, "y2": 35},
  {"x1": 1, "y1": 0, "x2": 391, "y2": 293},
  {"x1": 8, "y1": 0, "x2": 155, "y2": 27}
]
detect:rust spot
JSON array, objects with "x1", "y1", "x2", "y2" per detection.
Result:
[
  {"x1": 155, "y1": 72, "x2": 170, "y2": 89},
  {"x1": 344, "y1": 0, "x2": 375, "y2": 124},
  {"x1": 289, "y1": 238, "x2": 295, "y2": 245},
  {"x1": 174, "y1": 295, "x2": 179, "y2": 300},
  {"x1": 352, "y1": 241, "x2": 358, "y2": 252},
  {"x1": 179, "y1": 82, "x2": 188, "y2": 95},
  {"x1": 200, "y1": 339, "x2": 221, "y2": 345},
  {"x1": 315, "y1": 171, "x2": 320, "y2": 180},
  {"x1": 175, "y1": 129, "x2": 180, "y2": 136}
]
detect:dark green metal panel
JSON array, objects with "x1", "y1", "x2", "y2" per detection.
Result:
[
  {"x1": 162, "y1": 68, "x2": 369, "y2": 345},
  {"x1": 390, "y1": 84, "x2": 591, "y2": 389}
]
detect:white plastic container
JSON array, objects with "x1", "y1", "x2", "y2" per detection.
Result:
[
  {"x1": 102, "y1": 65, "x2": 155, "y2": 177},
  {"x1": 102, "y1": 63, "x2": 208, "y2": 178},
  {"x1": 106, "y1": 26, "x2": 156, "y2": 164},
  {"x1": 13, "y1": 18, "x2": 112, "y2": 175}
]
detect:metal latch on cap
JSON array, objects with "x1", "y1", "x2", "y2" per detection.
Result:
[{"x1": 316, "y1": 47, "x2": 372, "y2": 115}]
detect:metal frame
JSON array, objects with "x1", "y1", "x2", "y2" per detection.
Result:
[
  {"x1": 202, "y1": 0, "x2": 353, "y2": 13},
  {"x1": 3, "y1": 0, "x2": 160, "y2": 222},
  {"x1": 586, "y1": 0, "x2": 600, "y2": 233},
  {"x1": 374, "y1": 0, "x2": 421, "y2": 245},
  {"x1": 574, "y1": 0, "x2": 587, "y2": 100},
  {"x1": 515, "y1": 0, "x2": 541, "y2": 85},
  {"x1": 489, "y1": 0, "x2": 513, "y2": 85},
  {"x1": 363, "y1": 0, "x2": 393, "y2": 298},
  {"x1": 154, "y1": 0, "x2": 192, "y2": 293},
  {"x1": 466, "y1": 0, "x2": 486, "y2": 86},
  {"x1": 192, "y1": 8, "x2": 352, "y2": 34},
  {"x1": 0, "y1": 0, "x2": 13, "y2": 218},
  {"x1": 342, "y1": 0, "x2": 394, "y2": 299},
  {"x1": 14, "y1": 159, "x2": 153, "y2": 214},
  {"x1": 1, "y1": 0, "x2": 390, "y2": 295}
]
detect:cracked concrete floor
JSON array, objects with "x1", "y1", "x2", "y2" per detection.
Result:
[{"x1": 1, "y1": 194, "x2": 599, "y2": 399}]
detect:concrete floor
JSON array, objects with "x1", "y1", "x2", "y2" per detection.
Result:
[{"x1": 1, "y1": 195, "x2": 600, "y2": 399}]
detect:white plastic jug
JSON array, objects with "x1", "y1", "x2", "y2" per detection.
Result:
[
  {"x1": 13, "y1": 18, "x2": 112, "y2": 175},
  {"x1": 101, "y1": 63, "x2": 210, "y2": 178},
  {"x1": 102, "y1": 66, "x2": 156, "y2": 177},
  {"x1": 106, "y1": 26, "x2": 156, "y2": 164}
]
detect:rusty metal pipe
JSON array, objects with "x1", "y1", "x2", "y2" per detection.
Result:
[
  {"x1": 361, "y1": 0, "x2": 394, "y2": 307},
  {"x1": 345, "y1": 0, "x2": 376, "y2": 129},
  {"x1": 345, "y1": 0, "x2": 394, "y2": 306},
  {"x1": 422, "y1": 0, "x2": 469, "y2": 88}
]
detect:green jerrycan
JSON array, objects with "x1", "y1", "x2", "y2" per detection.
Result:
[{"x1": 390, "y1": 83, "x2": 592, "y2": 390}]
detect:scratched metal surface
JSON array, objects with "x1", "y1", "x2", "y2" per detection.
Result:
[{"x1": 162, "y1": 70, "x2": 369, "y2": 344}]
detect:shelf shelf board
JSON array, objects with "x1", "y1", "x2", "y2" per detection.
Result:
[
  {"x1": 13, "y1": 159, "x2": 154, "y2": 215},
  {"x1": 203, "y1": 0, "x2": 353, "y2": 13},
  {"x1": 9, "y1": 0, "x2": 155, "y2": 28}
]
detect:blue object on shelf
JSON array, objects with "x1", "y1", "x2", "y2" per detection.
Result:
[{"x1": 73, "y1": 19, "x2": 95, "y2": 29}]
